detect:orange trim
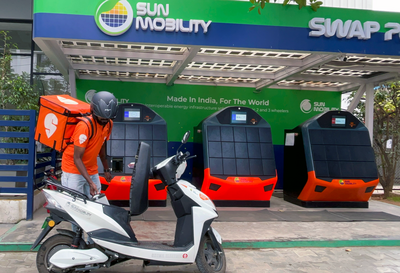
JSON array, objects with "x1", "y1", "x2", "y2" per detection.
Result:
[
  {"x1": 297, "y1": 171, "x2": 379, "y2": 202},
  {"x1": 200, "y1": 168, "x2": 277, "y2": 201},
  {"x1": 100, "y1": 176, "x2": 167, "y2": 201}
]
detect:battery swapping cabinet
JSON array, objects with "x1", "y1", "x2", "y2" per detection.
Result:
[
  {"x1": 99, "y1": 103, "x2": 168, "y2": 206},
  {"x1": 283, "y1": 110, "x2": 379, "y2": 208},
  {"x1": 193, "y1": 106, "x2": 277, "y2": 207}
]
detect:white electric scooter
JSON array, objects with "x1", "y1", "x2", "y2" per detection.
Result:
[{"x1": 32, "y1": 131, "x2": 226, "y2": 273}]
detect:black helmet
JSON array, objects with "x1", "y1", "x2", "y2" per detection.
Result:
[{"x1": 90, "y1": 91, "x2": 118, "y2": 119}]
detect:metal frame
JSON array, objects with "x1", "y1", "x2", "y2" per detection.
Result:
[
  {"x1": 31, "y1": 37, "x2": 400, "y2": 151},
  {"x1": 34, "y1": 38, "x2": 400, "y2": 94},
  {"x1": 0, "y1": 110, "x2": 36, "y2": 220}
]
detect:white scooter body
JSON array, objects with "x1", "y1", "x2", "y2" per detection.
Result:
[
  {"x1": 38, "y1": 139, "x2": 223, "y2": 270},
  {"x1": 43, "y1": 182, "x2": 220, "y2": 267}
]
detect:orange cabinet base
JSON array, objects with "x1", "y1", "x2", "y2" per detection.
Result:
[
  {"x1": 100, "y1": 176, "x2": 167, "y2": 207},
  {"x1": 283, "y1": 171, "x2": 378, "y2": 208},
  {"x1": 283, "y1": 194, "x2": 369, "y2": 208},
  {"x1": 200, "y1": 168, "x2": 278, "y2": 207}
]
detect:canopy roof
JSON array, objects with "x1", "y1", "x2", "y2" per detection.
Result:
[{"x1": 33, "y1": 0, "x2": 400, "y2": 92}]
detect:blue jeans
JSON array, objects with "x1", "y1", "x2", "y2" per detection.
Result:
[{"x1": 61, "y1": 172, "x2": 101, "y2": 244}]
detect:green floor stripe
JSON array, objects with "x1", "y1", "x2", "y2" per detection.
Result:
[
  {"x1": 0, "y1": 223, "x2": 20, "y2": 242},
  {"x1": 0, "y1": 243, "x2": 39, "y2": 252},
  {"x1": 222, "y1": 240, "x2": 400, "y2": 249},
  {"x1": 1, "y1": 240, "x2": 400, "y2": 252}
]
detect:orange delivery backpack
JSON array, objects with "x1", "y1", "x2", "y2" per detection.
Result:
[{"x1": 35, "y1": 95, "x2": 94, "y2": 152}]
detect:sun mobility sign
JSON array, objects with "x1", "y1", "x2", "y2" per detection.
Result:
[
  {"x1": 95, "y1": 0, "x2": 212, "y2": 36},
  {"x1": 309, "y1": 18, "x2": 400, "y2": 41}
]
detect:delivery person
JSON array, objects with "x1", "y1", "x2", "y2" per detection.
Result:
[{"x1": 61, "y1": 91, "x2": 118, "y2": 197}]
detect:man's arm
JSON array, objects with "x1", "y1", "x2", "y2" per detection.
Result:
[
  {"x1": 74, "y1": 145, "x2": 98, "y2": 196},
  {"x1": 99, "y1": 142, "x2": 112, "y2": 183}
]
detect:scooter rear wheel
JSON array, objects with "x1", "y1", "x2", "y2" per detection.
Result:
[
  {"x1": 36, "y1": 234, "x2": 75, "y2": 273},
  {"x1": 195, "y1": 234, "x2": 226, "y2": 273}
]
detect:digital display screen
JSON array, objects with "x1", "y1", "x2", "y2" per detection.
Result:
[
  {"x1": 231, "y1": 111, "x2": 247, "y2": 124},
  {"x1": 124, "y1": 108, "x2": 141, "y2": 121},
  {"x1": 331, "y1": 115, "x2": 346, "y2": 127}
]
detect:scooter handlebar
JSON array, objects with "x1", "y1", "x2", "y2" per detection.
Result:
[{"x1": 178, "y1": 151, "x2": 190, "y2": 161}]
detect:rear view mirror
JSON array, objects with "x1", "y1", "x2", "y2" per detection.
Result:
[
  {"x1": 176, "y1": 131, "x2": 190, "y2": 154},
  {"x1": 182, "y1": 131, "x2": 190, "y2": 144}
]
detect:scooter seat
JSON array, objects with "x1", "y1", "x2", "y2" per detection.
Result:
[{"x1": 130, "y1": 142, "x2": 151, "y2": 216}]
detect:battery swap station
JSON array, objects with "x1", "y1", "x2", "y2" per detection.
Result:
[
  {"x1": 98, "y1": 103, "x2": 168, "y2": 206},
  {"x1": 193, "y1": 106, "x2": 277, "y2": 207},
  {"x1": 283, "y1": 110, "x2": 379, "y2": 208}
]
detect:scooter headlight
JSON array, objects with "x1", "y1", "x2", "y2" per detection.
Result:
[{"x1": 44, "y1": 191, "x2": 64, "y2": 211}]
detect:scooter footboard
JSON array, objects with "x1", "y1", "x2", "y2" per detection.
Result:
[{"x1": 92, "y1": 238, "x2": 198, "y2": 263}]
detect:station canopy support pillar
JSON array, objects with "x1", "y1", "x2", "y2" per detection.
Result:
[
  {"x1": 365, "y1": 83, "x2": 374, "y2": 146},
  {"x1": 69, "y1": 68, "x2": 76, "y2": 98},
  {"x1": 347, "y1": 84, "x2": 366, "y2": 113},
  {"x1": 347, "y1": 84, "x2": 374, "y2": 146}
]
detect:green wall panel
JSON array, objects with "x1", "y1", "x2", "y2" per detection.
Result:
[{"x1": 76, "y1": 80, "x2": 341, "y2": 144}]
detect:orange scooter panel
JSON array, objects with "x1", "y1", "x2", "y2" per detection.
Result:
[
  {"x1": 100, "y1": 176, "x2": 167, "y2": 201},
  {"x1": 200, "y1": 168, "x2": 277, "y2": 201},
  {"x1": 297, "y1": 171, "x2": 379, "y2": 202}
]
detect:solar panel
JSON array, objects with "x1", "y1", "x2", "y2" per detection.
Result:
[
  {"x1": 310, "y1": 129, "x2": 378, "y2": 181},
  {"x1": 207, "y1": 126, "x2": 276, "y2": 178}
]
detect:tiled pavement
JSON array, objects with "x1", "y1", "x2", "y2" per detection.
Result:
[
  {"x1": 1, "y1": 247, "x2": 400, "y2": 273},
  {"x1": 3, "y1": 197, "x2": 400, "y2": 248},
  {"x1": 2, "y1": 196, "x2": 400, "y2": 272}
]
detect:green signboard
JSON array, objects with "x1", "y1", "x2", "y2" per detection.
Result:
[
  {"x1": 76, "y1": 80, "x2": 341, "y2": 144},
  {"x1": 34, "y1": 0, "x2": 400, "y2": 32}
]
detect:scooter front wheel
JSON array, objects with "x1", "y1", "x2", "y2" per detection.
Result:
[
  {"x1": 195, "y1": 234, "x2": 226, "y2": 273},
  {"x1": 36, "y1": 234, "x2": 74, "y2": 273}
]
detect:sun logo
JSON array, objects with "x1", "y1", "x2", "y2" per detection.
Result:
[
  {"x1": 300, "y1": 99, "x2": 312, "y2": 114},
  {"x1": 85, "y1": 89, "x2": 96, "y2": 103},
  {"x1": 95, "y1": 0, "x2": 134, "y2": 36}
]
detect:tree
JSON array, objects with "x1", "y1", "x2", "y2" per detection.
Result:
[
  {"x1": 33, "y1": 54, "x2": 70, "y2": 96},
  {"x1": 249, "y1": 0, "x2": 323, "y2": 14},
  {"x1": 0, "y1": 31, "x2": 39, "y2": 164},
  {"x1": 0, "y1": 31, "x2": 38, "y2": 111},
  {"x1": 349, "y1": 81, "x2": 400, "y2": 198},
  {"x1": 372, "y1": 82, "x2": 400, "y2": 198}
]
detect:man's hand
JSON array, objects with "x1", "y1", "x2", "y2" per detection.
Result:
[
  {"x1": 89, "y1": 181, "x2": 99, "y2": 197},
  {"x1": 74, "y1": 146, "x2": 98, "y2": 196},
  {"x1": 105, "y1": 172, "x2": 112, "y2": 183}
]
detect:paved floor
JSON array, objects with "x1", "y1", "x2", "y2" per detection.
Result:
[
  {"x1": 2, "y1": 197, "x2": 400, "y2": 248},
  {"x1": 2, "y1": 195, "x2": 400, "y2": 272},
  {"x1": 1, "y1": 247, "x2": 400, "y2": 273},
  {"x1": 0, "y1": 224, "x2": 14, "y2": 238}
]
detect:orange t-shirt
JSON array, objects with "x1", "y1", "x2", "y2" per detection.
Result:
[{"x1": 62, "y1": 116, "x2": 112, "y2": 175}]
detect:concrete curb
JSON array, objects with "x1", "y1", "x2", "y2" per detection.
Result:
[
  {"x1": 0, "y1": 190, "x2": 45, "y2": 224},
  {"x1": 2, "y1": 239, "x2": 400, "y2": 252}
]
